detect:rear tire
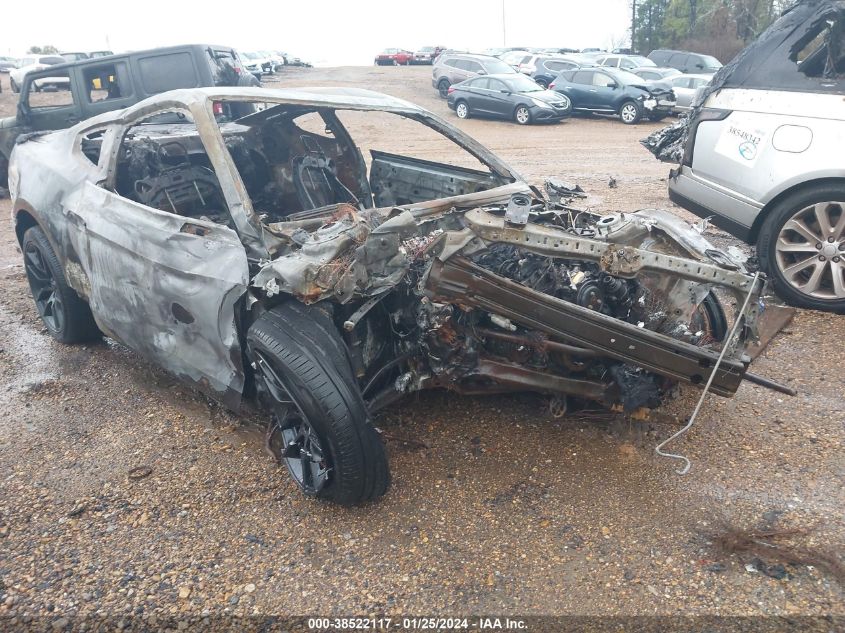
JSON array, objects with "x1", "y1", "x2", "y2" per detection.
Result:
[
  {"x1": 535, "y1": 78, "x2": 548, "y2": 89},
  {"x1": 437, "y1": 79, "x2": 450, "y2": 98},
  {"x1": 455, "y1": 100, "x2": 470, "y2": 119},
  {"x1": 757, "y1": 184, "x2": 845, "y2": 313},
  {"x1": 22, "y1": 226, "x2": 101, "y2": 344},
  {"x1": 619, "y1": 100, "x2": 642, "y2": 124},
  {"x1": 247, "y1": 303, "x2": 390, "y2": 505}
]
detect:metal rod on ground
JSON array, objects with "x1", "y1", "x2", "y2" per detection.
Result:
[{"x1": 655, "y1": 272, "x2": 761, "y2": 475}]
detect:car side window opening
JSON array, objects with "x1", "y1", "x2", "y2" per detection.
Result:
[
  {"x1": 472, "y1": 78, "x2": 491, "y2": 89},
  {"x1": 83, "y1": 62, "x2": 131, "y2": 103},
  {"x1": 792, "y1": 12, "x2": 845, "y2": 78},
  {"x1": 572, "y1": 70, "x2": 593, "y2": 84},
  {"x1": 487, "y1": 79, "x2": 507, "y2": 92},
  {"x1": 466, "y1": 61, "x2": 484, "y2": 73},
  {"x1": 79, "y1": 128, "x2": 107, "y2": 167},
  {"x1": 593, "y1": 72, "x2": 616, "y2": 87},
  {"x1": 112, "y1": 110, "x2": 232, "y2": 226},
  {"x1": 25, "y1": 70, "x2": 74, "y2": 108}
]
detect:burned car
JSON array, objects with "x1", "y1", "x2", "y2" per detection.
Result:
[{"x1": 10, "y1": 87, "x2": 783, "y2": 504}]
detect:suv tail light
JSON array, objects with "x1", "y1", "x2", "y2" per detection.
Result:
[
  {"x1": 213, "y1": 102, "x2": 224, "y2": 116},
  {"x1": 549, "y1": 82, "x2": 555, "y2": 90},
  {"x1": 447, "y1": 86, "x2": 455, "y2": 94}
]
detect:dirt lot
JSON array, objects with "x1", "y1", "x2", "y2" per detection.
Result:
[{"x1": 0, "y1": 66, "x2": 842, "y2": 624}]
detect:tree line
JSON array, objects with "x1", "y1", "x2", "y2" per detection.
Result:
[{"x1": 632, "y1": 0, "x2": 793, "y2": 62}]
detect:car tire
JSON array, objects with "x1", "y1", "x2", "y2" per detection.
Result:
[
  {"x1": 535, "y1": 78, "x2": 549, "y2": 89},
  {"x1": 455, "y1": 100, "x2": 470, "y2": 120},
  {"x1": 619, "y1": 100, "x2": 642, "y2": 124},
  {"x1": 247, "y1": 303, "x2": 390, "y2": 505},
  {"x1": 757, "y1": 184, "x2": 845, "y2": 313},
  {"x1": 514, "y1": 105, "x2": 532, "y2": 125},
  {"x1": 22, "y1": 226, "x2": 101, "y2": 344},
  {"x1": 437, "y1": 79, "x2": 450, "y2": 99}
]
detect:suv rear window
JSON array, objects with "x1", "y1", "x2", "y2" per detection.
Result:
[{"x1": 137, "y1": 52, "x2": 199, "y2": 94}]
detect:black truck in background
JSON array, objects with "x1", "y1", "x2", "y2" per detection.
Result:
[{"x1": 0, "y1": 44, "x2": 259, "y2": 186}]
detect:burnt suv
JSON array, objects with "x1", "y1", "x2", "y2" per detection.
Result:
[
  {"x1": 0, "y1": 44, "x2": 256, "y2": 185},
  {"x1": 432, "y1": 53, "x2": 516, "y2": 98}
]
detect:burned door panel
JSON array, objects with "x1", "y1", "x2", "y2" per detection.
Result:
[
  {"x1": 370, "y1": 150, "x2": 504, "y2": 207},
  {"x1": 67, "y1": 182, "x2": 249, "y2": 407}
]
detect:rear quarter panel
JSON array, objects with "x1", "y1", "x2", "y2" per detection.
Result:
[{"x1": 693, "y1": 88, "x2": 845, "y2": 203}]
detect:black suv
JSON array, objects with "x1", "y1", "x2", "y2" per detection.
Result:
[{"x1": 0, "y1": 44, "x2": 257, "y2": 185}]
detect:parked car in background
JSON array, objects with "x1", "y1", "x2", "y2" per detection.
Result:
[
  {"x1": 631, "y1": 66, "x2": 681, "y2": 82},
  {"x1": 647, "y1": 49, "x2": 722, "y2": 75},
  {"x1": 89, "y1": 51, "x2": 114, "y2": 58},
  {"x1": 595, "y1": 54, "x2": 656, "y2": 70},
  {"x1": 0, "y1": 57, "x2": 18, "y2": 72},
  {"x1": 656, "y1": 0, "x2": 845, "y2": 311},
  {"x1": 61, "y1": 52, "x2": 90, "y2": 62},
  {"x1": 432, "y1": 53, "x2": 516, "y2": 97},
  {"x1": 374, "y1": 48, "x2": 413, "y2": 65},
  {"x1": 551, "y1": 67, "x2": 675, "y2": 124},
  {"x1": 240, "y1": 51, "x2": 273, "y2": 75},
  {"x1": 0, "y1": 44, "x2": 257, "y2": 185},
  {"x1": 542, "y1": 47, "x2": 579, "y2": 55},
  {"x1": 447, "y1": 73, "x2": 572, "y2": 124},
  {"x1": 667, "y1": 74, "x2": 711, "y2": 111},
  {"x1": 412, "y1": 46, "x2": 446, "y2": 65},
  {"x1": 581, "y1": 48, "x2": 604, "y2": 53},
  {"x1": 9, "y1": 55, "x2": 68, "y2": 92},
  {"x1": 499, "y1": 50, "x2": 531, "y2": 68},
  {"x1": 530, "y1": 56, "x2": 594, "y2": 88}
]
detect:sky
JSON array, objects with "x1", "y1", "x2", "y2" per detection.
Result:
[{"x1": 1, "y1": 0, "x2": 632, "y2": 65}]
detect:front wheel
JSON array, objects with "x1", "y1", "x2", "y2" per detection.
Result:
[
  {"x1": 514, "y1": 105, "x2": 532, "y2": 125},
  {"x1": 455, "y1": 100, "x2": 470, "y2": 119},
  {"x1": 22, "y1": 226, "x2": 100, "y2": 343},
  {"x1": 247, "y1": 303, "x2": 390, "y2": 504},
  {"x1": 757, "y1": 185, "x2": 845, "y2": 313},
  {"x1": 619, "y1": 100, "x2": 642, "y2": 125}
]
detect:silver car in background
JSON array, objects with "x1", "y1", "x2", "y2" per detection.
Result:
[
  {"x1": 668, "y1": 74, "x2": 711, "y2": 112},
  {"x1": 663, "y1": 0, "x2": 845, "y2": 312}
]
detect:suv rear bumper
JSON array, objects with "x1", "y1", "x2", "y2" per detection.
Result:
[{"x1": 668, "y1": 167, "x2": 762, "y2": 243}]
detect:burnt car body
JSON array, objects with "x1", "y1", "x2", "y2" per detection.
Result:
[{"x1": 10, "y1": 87, "x2": 781, "y2": 505}]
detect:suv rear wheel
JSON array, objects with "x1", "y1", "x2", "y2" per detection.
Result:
[
  {"x1": 758, "y1": 184, "x2": 845, "y2": 313},
  {"x1": 437, "y1": 79, "x2": 450, "y2": 98}
]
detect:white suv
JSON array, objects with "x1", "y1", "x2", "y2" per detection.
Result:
[{"x1": 667, "y1": 0, "x2": 845, "y2": 312}]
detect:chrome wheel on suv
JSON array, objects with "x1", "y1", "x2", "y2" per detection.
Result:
[
  {"x1": 759, "y1": 185, "x2": 845, "y2": 313},
  {"x1": 774, "y1": 201, "x2": 845, "y2": 301}
]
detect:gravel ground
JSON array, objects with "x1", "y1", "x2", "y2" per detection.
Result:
[{"x1": 0, "y1": 66, "x2": 842, "y2": 626}]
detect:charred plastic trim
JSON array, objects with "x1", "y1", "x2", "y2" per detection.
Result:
[{"x1": 426, "y1": 257, "x2": 754, "y2": 397}]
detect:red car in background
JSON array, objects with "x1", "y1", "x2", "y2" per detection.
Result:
[{"x1": 374, "y1": 48, "x2": 414, "y2": 65}]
